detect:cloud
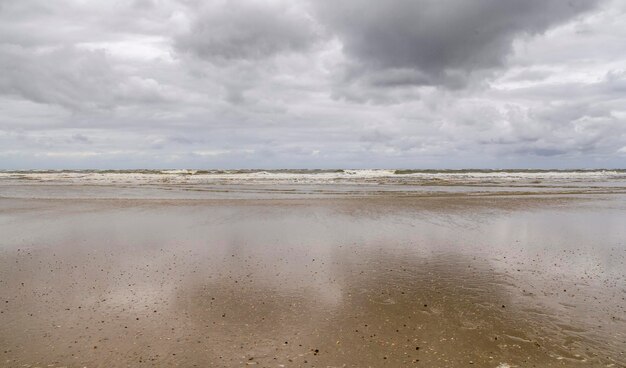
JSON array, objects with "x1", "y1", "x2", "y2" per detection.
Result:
[
  {"x1": 0, "y1": 45, "x2": 117, "y2": 110},
  {"x1": 175, "y1": 0, "x2": 319, "y2": 61},
  {"x1": 70, "y1": 133, "x2": 91, "y2": 144},
  {"x1": 0, "y1": 0, "x2": 625, "y2": 169},
  {"x1": 312, "y1": 0, "x2": 601, "y2": 92}
]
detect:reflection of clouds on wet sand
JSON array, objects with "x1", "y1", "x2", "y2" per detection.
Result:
[
  {"x1": 0, "y1": 195, "x2": 624, "y2": 367},
  {"x1": 172, "y1": 247, "x2": 622, "y2": 366}
]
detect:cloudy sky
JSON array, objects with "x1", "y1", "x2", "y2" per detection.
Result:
[{"x1": 1, "y1": 0, "x2": 625, "y2": 169}]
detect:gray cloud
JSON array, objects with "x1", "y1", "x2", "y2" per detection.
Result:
[
  {"x1": 0, "y1": 45, "x2": 117, "y2": 110},
  {"x1": 313, "y1": 0, "x2": 601, "y2": 91},
  {"x1": 175, "y1": 0, "x2": 319, "y2": 61},
  {"x1": 0, "y1": 0, "x2": 625, "y2": 169}
]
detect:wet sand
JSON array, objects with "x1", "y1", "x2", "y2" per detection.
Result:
[{"x1": 0, "y1": 195, "x2": 625, "y2": 367}]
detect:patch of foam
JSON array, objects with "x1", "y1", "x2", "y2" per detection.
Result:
[{"x1": 159, "y1": 169, "x2": 197, "y2": 175}]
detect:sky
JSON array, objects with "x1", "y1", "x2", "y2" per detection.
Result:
[{"x1": 1, "y1": 0, "x2": 626, "y2": 169}]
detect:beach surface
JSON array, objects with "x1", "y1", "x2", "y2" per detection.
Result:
[{"x1": 0, "y1": 171, "x2": 625, "y2": 367}]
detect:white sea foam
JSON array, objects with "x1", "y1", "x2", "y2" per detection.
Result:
[
  {"x1": 159, "y1": 169, "x2": 198, "y2": 175},
  {"x1": 1, "y1": 169, "x2": 625, "y2": 187}
]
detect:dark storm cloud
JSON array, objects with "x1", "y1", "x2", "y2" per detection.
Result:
[
  {"x1": 313, "y1": 0, "x2": 601, "y2": 89},
  {"x1": 175, "y1": 0, "x2": 319, "y2": 61}
]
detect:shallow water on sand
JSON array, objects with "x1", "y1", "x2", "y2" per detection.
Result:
[{"x1": 0, "y1": 194, "x2": 625, "y2": 367}]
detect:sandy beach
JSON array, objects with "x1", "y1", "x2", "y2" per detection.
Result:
[
  {"x1": 3, "y1": 0, "x2": 626, "y2": 365},
  {"x1": 1, "y1": 173, "x2": 625, "y2": 367}
]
